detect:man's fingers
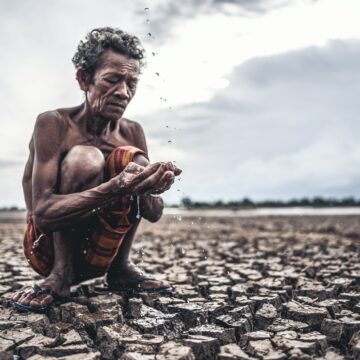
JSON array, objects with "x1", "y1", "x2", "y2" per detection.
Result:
[
  {"x1": 133, "y1": 165, "x2": 166, "y2": 193},
  {"x1": 173, "y1": 168, "x2": 182, "y2": 176},
  {"x1": 154, "y1": 171, "x2": 175, "y2": 191},
  {"x1": 143, "y1": 171, "x2": 175, "y2": 195},
  {"x1": 125, "y1": 162, "x2": 145, "y2": 175},
  {"x1": 163, "y1": 162, "x2": 182, "y2": 176},
  {"x1": 130, "y1": 162, "x2": 162, "y2": 184}
]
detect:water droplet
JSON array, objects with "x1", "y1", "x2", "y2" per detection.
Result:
[
  {"x1": 168, "y1": 140, "x2": 172, "y2": 143},
  {"x1": 177, "y1": 216, "x2": 182, "y2": 221},
  {"x1": 144, "y1": 7, "x2": 149, "y2": 11},
  {"x1": 147, "y1": 32, "x2": 152, "y2": 37},
  {"x1": 146, "y1": 19, "x2": 150, "y2": 24},
  {"x1": 30, "y1": 251, "x2": 33, "y2": 255},
  {"x1": 83, "y1": 250, "x2": 87, "y2": 254},
  {"x1": 155, "y1": 72, "x2": 160, "y2": 76},
  {"x1": 152, "y1": 52, "x2": 157, "y2": 56},
  {"x1": 27, "y1": 258, "x2": 30, "y2": 262},
  {"x1": 166, "y1": 125, "x2": 169, "y2": 128}
]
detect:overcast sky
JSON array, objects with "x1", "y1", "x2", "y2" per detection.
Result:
[{"x1": 0, "y1": 0, "x2": 360, "y2": 207}]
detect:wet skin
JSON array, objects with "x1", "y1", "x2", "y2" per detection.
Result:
[{"x1": 11, "y1": 50, "x2": 182, "y2": 309}]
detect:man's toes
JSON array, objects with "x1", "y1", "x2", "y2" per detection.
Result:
[
  {"x1": 21, "y1": 292, "x2": 36, "y2": 305},
  {"x1": 12, "y1": 286, "x2": 30, "y2": 301},
  {"x1": 16, "y1": 291, "x2": 30, "y2": 304},
  {"x1": 12, "y1": 291, "x2": 22, "y2": 301},
  {"x1": 141, "y1": 279, "x2": 170, "y2": 290},
  {"x1": 29, "y1": 294, "x2": 53, "y2": 308}
]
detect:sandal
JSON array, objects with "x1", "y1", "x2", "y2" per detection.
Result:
[{"x1": 12, "y1": 283, "x2": 68, "y2": 314}]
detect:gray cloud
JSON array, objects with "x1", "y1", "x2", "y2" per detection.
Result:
[
  {"x1": 0, "y1": 0, "x2": 354, "y2": 207},
  {"x1": 0, "y1": 160, "x2": 23, "y2": 168},
  {"x1": 139, "y1": 39, "x2": 360, "y2": 202},
  {"x1": 145, "y1": 0, "x2": 299, "y2": 43}
]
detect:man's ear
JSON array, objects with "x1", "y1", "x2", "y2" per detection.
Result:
[{"x1": 76, "y1": 69, "x2": 90, "y2": 92}]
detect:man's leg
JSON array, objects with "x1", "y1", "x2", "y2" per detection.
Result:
[
  {"x1": 105, "y1": 202, "x2": 171, "y2": 290},
  {"x1": 12, "y1": 145, "x2": 105, "y2": 309}
]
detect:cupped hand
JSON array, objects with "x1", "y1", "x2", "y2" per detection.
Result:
[{"x1": 115, "y1": 161, "x2": 182, "y2": 195}]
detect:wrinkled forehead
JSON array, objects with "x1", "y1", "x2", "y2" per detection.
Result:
[{"x1": 97, "y1": 49, "x2": 140, "y2": 75}]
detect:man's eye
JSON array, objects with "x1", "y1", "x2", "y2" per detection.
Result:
[{"x1": 105, "y1": 78, "x2": 117, "y2": 84}]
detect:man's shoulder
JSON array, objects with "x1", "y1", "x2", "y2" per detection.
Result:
[
  {"x1": 35, "y1": 109, "x2": 67, "y2": 129},
  {"x1": 33, "y1": 109, "x2": 70, "y2": 143},
  {"x1": 119, "y1": 117, "x2": 145, "y2": 139},
  {"x1": 120, "y1": 117, "x2": 144, "y2": 133},
  {"x1": 120, "y1": 117, "x2": 147, "y2": 152}
]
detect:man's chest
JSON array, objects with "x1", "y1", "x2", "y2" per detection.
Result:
[{"x1": 63, "y1": 129, "x2": 136, "y2": 159}]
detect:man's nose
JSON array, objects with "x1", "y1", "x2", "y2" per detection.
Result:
[{"x1": 113, "y1": 81, "x2": 130, "y2": 100}]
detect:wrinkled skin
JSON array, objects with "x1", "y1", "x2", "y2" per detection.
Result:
[{"x1": 11, "y1": 50, "x2": 182, "y2": 309}]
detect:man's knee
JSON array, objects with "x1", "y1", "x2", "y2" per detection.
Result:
[{"x1": 60, "y1": 145, "x2": 105, "y2": 192}]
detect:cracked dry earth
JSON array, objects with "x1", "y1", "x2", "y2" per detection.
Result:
[{"x1": 1, "y1": 213, "x2": 360, "y2": 359}]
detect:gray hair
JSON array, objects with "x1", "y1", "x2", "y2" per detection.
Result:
[{"x1": 72, "y1": 27, "x2": 146, "y2": 83}]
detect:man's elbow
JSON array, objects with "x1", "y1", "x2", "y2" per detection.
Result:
[{"x1": 33, "y1": 207, "x2": 52, "y2": 234}]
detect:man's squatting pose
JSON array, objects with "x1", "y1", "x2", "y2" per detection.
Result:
[{"x1": 11, "y1": 27, "x2": 182, "y2": 313}]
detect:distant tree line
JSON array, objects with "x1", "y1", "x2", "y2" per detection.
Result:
[
  {"x1": 0, "y1": 206, "x2": 24, "y2": 212},
  {"x1": 2, "y1": 197, "x2": 360, "y2": 211},
  {"x1": 180, "y1": 197, "x2": 360, "y2": 210}
]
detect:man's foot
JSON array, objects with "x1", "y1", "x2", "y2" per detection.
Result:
[
  {"x1": 105, "y1": 262, "x2": 172, "y2": 293},
  {"x1": 11, "y1": 275, "x2": 71, "y2": 313}
]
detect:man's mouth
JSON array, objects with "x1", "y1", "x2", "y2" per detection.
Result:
[{"x1": 107, "y1": 102, "x2": 126, "y2": 110}]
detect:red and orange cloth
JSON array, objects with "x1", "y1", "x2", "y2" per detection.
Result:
[{"x1": 23, "y1": 146, "x2": 147, "y2": 279}]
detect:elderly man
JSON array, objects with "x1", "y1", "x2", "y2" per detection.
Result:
[{"x1": 11, "y1": 27, "x2": 181, "y2": 313}]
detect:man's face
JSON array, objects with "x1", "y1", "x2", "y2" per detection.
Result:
[{"x1": 85, "y1": 50, "x2": 140, "y2": 120}]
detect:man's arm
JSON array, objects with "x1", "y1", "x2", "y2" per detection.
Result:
[
  {"x1": 32, "y1": 112, "x2": 166, "y2": 233},
  {"x1": 31, "y1": 112, "x2": 124, "y2": 233}
]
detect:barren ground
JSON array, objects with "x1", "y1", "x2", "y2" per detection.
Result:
[{"x1": 1, "y1": 212, "x2": 360, "y2": 359}]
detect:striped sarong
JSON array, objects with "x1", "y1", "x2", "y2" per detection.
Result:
[{"x1": 23, "y1": 145, "x2": 146, "y2": 280}]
